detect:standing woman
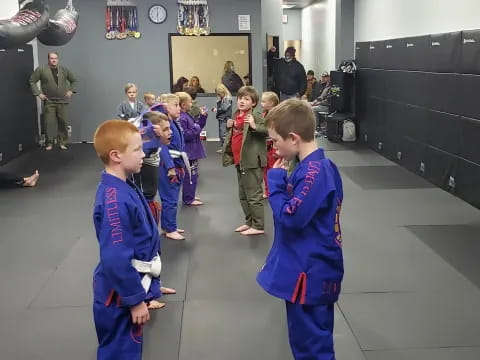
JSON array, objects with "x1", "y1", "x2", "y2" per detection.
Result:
[
  {"x1": 213, "y1": 84, "x2": 232, "y2": 153},
  {"x1": 221, "y1": 61, "x2": 244, "y2": 94},
  {"x1": 189, "y1": 76, "x2": 205, "y2": 93}
]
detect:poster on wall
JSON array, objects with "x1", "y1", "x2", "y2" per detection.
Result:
[
  {"x1": 177, "y1": 0, "x2": 210, "y2": 36},
  {"x1": 105, "y1": 0, "x2": 140, "y2": 40},
  {"x1": 238, "y1": 15, "x2": 250, "y2": 31}
]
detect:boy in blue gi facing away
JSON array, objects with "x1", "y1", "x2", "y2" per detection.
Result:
[
  {"x1": 92, "y1": 120, "x2": 162, "y2": 360},
  {"x1": 256, "y1": 99, "x2": 344, "y2": 360}
]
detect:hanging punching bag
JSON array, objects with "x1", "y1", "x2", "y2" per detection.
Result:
[
  {"x1": 37, "y1": 0, "x2": 79, "y2": 46},
  {"x1": 0, "y1": 0, "x2": 49, "y2": 49}
]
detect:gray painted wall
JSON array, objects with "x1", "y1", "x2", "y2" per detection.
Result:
[
  {"x1": 283, "y1": 9, "x2": 302, "y2": 41},
  {"x1": 336, "y1": 0, "x2": 355, "y2": 65},
  {"x1": 38, "y1": 0, "x2": 262, "y2": 142}
]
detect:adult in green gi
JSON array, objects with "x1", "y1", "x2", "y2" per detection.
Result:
[{"x1": 30, "y1": 52, "x2": 77, "y2": 150}]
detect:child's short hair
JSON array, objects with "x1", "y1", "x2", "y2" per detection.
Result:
[
  {"x1": 124, "y1": 82, "x2": 137, "y2": 94},
  {"x1": 265, "y1": 99, "x2": 315, "y2": 142},
  {"x1": 237, "y1": 86, "x2": 259, "y2": 107},
  {"x1": 176, "y1": 91, "x2": 192, "y2": 106},
  {"x1": 215, "y1": 83, "x2": 231, "y2": 98},
  {"x1": 144, "y1": 111, "x2": 168, "y2": 125},
  {"x1": 144, "y1": 92, "x2": 155, "y2": 100},
  {"x1": 262, "y1": 91, "x2": 279, "y2": 107},
  {"x1": 161, "y1": 93, "x2": 179, "y2": 104},
  {"x1": 93, "y1": 120, "x2": 139, "y2": 164}
]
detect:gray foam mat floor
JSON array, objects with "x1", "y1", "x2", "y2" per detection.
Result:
[
  {"x1": 340, "y1": 165, "x2": 436, "y2": 189},
  {"x1": 1, "y1": 141, "x2": 480, "y2": 359}
]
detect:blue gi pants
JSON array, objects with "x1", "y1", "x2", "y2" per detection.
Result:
[
  {"x1": 158, "y1": 167, "x2": 181, "y2": 233},
  {"x1": 93, "y1": 299, "x2": 143, "y2": 360},
  {"x1": 285, "y1": 301, "x2": 335, "y2": 360}
]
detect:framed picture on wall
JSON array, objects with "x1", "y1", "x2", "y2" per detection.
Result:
[{"x1": 168, "y1": 33, "x2": 252, "y2": 94}]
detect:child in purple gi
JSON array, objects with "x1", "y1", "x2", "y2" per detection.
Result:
[
  {"x1": 177, "y1": 91, "x2": 208, "y2": 206},
  {"x1": 256, "y1": 99, "x2": 344, "y2": 360},
  {"x1": 92, "y1": 120, "x2": 162, "y2": 360}
]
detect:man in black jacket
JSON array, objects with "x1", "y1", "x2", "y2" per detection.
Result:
[{"x1": 268, "y1": 46, "x2": 307, "y2": 101}]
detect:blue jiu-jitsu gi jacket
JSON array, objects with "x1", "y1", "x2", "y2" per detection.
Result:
[
  {"x1": 159, "y1": 119, "x2": 186, "y2": 171},
  {"x1": 93, "y1": 172, "x2": 161, "y2": 306},
  {"x1": 257, "y1": 148, "x2": 344, "y2": 305}
]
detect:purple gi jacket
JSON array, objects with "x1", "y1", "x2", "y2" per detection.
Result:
[{"x1": 178, "y1": 111, "x2": 207, "y2": 161}]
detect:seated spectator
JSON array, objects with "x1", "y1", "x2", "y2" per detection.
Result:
[
  {"x1": 303, "y1": 70, "x2": 317, "y2": 100},
  {"x1": 189, "y1": 76, "x2": 205, "y2": 93},
  {"x1": 309, "y1": 71, "x2": 330, "y2": 102},
  {"x1": 173, "y1": 77, "x2": 189, "y2": 93}
]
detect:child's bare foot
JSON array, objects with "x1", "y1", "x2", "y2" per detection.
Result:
[
  {"x1": 241, "y1": 228, "x2": 265, "y2": 236},
  {"x1": 165, "y1": 231, "x2": 185, "y2": 240},
  {"x1": 45, "y1": 145, "x2": 53, "y2": 151},
  {"x1": 148, "y1": 300, "x2": 165, "y2": 310},
  {"x1": 177, "y1": 228, "x2": 185, "y2": 233},
  {"x1": 235, "y1": 225, "x2": 250, "y2": 232},
  {"x1": 161, "y1": 286, "x2": 177, "y2": 295},
  {"x1": 23, "y1": 170, "x2": 40, "y2": 187},
  {"x1": 189, "y1": 200, "x2": 204, "y2": 206}
]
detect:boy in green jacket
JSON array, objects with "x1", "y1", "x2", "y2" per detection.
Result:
[
  {"x1": 222, "y1": 86, "x2": 268, "y2": 235},
  {"x1": 30, "y1": 52, "x2": 77, "y2": 150}
]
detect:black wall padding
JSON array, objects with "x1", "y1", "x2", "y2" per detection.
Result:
[
  {"x1": 403, "y1": 35, "x2": 430, "y2": 72},
  {"x1": 459, "y1": 116, "x2": 480, "y2": 165},
  {"x1": 424, "y1": 73, "x2": 460, "y2": 114},
  {"x1": 459, "y1": 74, "x2": 480, "y2": 119},
  {"x1": 427, "y1": 111, "x2": 461, "y2": 156},
  {"x1": 460, "y1": 30, "x2": 480, "y2": 74},
  {"x1": 398, "y1": 137, "x2": 426, "y2": 174},
  {"x1": 383, "y1": 38, "x2": 404, "y2": 70},
  {"x1": 455, "y1": 159, "x2": 480, "y2": 208},
  {"x1": 368, "y1": 41, "x2": 385, "y2": 69},
  {"x1": 355, "y1": 28, "x2": 480, "y2": 209},
  {"x1": 423, "y1": 146, "x2": 456, "y2": 188},
  {"x1": 355, "y1": 42, "x2": 370, "y2": 68},
  {"x1": 428, "y1": 32, "x2": 462, "y2": 73},
  {"x1": 0, "y1": 45, "x2": 37, "y2": 165}
]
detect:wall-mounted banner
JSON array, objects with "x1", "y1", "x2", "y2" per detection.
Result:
[
  {"x1": 106, "y1": 0, "x2": 137, "y2": 6},
  {"x1": 105, "y1": 1, "x2": 140, "y2": 40},
  {"x1": 177, "y1": 0, "x2": 210, "y2": 36}
]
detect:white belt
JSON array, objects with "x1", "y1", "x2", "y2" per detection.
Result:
[
  {"x1": 168, "y1": 150, "x2": 192, "y2": 184},
  {"x1": 132, "y1": 254, "x2": 162, "y2": 293}
]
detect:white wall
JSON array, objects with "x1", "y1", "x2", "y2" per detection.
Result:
[
  {"x1": 0, "y1": 0, "x2": 18, "y2": 18},
  {"x1": 283, "y1": 9, "x2": 302, "y2": 41},
  {"x1": 302, "y1": 0, "x2": 337, "y2": 75},
  {"x1": 355, "y1": 0, "x2": 480, "y2": 41}
]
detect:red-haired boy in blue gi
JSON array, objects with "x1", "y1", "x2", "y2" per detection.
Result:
[
  {"x1": 256, "y1": 99, "x2": 344, "y2": 360},
  {"x1": 177, "y1": 91, "x2": 208, "y2": 206},
  {"x1": 158, "y1": 94, "x2": 189, "y2": 240},
  {"x1": 92, "y1": 120, "x2": 163, "y2": 360}
]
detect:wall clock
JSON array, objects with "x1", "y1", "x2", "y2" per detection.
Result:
[{"x1": 148, "y1": 4, "x2": 167, "y2": 24}]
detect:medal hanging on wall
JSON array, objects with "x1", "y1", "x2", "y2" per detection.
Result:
[
  {"x1": 177, "y1": 0, "x2": 210, "y2": 36},
  {"x1": 105, "y1": 1, "x2": 140, "y2": 40}
]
